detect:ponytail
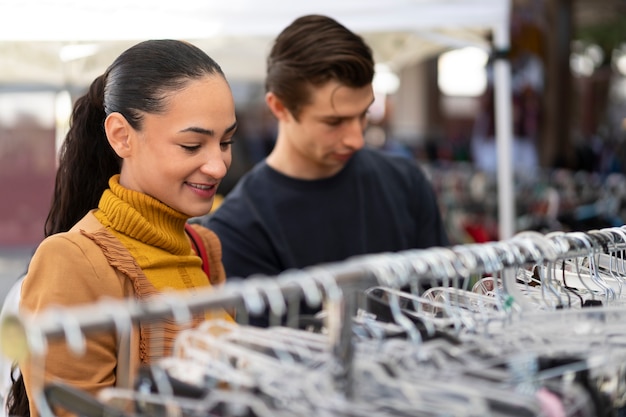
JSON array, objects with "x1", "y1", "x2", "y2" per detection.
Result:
[
  {"x1": 6, "y1": 366, "x2": 28, "y2": 417},
  {"x1": 45, "y1": 74, "x2": 121, "y2": 236},
  {"x1": 6, "y1": 78, "x2": 119, "y2": 416}
]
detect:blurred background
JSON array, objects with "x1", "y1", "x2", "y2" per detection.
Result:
[{"x1": 2, "y1": 0, "x2": 626, "y2": 296}]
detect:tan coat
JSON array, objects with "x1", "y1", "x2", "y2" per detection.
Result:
[{"x1": 19, "y1": 211, "x2": 226, "y2": 417}]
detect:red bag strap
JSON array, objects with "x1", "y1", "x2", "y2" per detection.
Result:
[{"x1": 184, "y1": 223, "x2": 211, "y2": 280}]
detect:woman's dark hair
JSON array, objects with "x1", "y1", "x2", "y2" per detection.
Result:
[
  {"x1": 7, "y1": 40, "x2": 225, "y2": 417},
  {"x1": 45, "y1": 39, "x2": 225, "y2": 236},
  {"x1": 6, "y1": 367, "x2": 28, "y2": 417},
  {"x1": 265, "y1": 14, "x2": 374, "y2": 120}
]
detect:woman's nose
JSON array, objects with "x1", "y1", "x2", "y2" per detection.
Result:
[{"x1": 200, "y1": 147, "x2": 229, "y2": 179}]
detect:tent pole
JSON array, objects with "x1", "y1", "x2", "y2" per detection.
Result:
[{"x1": 492, "y1": 1, "x2": 515, "y2": 240}]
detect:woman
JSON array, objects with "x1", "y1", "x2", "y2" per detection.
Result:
[{"x1": 11, "y1": 39, "x2": 237, "y2": 417}]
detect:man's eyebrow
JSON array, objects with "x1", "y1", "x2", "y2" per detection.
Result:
[
  {"x1": 320, "y1": 107, "x2": 374, "y2": 121},
  {"x1": 324, "y1": 96, "x2": 376, "y2": 120},
  {"x1": 179, "y1": 120, "x2": 238, "y2": 136}
]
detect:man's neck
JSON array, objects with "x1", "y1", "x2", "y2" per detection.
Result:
[{"x1": 266, "y1": 149, "x2": 343, "y2": 180}]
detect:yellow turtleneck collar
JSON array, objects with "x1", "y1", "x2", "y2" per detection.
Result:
[{"x1": 94, "y1": 174, "x2": 208, "y2": 291}]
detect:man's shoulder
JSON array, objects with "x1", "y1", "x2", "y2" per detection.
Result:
[
  {"x1": 356, "y1": 147, "x2": 425, "y2": 177},
  {"x1": 229, "y1": 161, "x2": 274, "y2": 191},
  {"x1": 358, "y1": 146, "x2": 412, "y2": 163},
  {"x1": 203, "y1": 164, "x2": 272, "y2": 225}
]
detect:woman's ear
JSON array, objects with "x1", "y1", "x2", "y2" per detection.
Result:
[
  {"x1": 265, "y1": 92, "x2": 292, "y2": 121},
  {"x1": 104, "y1": 112, "x2": 133, "y2": 158}
]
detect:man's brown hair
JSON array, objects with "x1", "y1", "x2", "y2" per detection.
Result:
[{"x1": 265, "y1": 14, "x2": 375, "y2": 120}]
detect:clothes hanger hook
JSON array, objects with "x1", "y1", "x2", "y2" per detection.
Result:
[
  {"x1": 277, "y1": 269, "x2": 323, "y2": 309},
  {"x1": 250, "y1": 276, "x2": 287, "y2": 327},
  {"x1": 156, "y1": 292, "x2": 193, "y2": 325},
  {"x1": 235, "y1": 277, "x2": 267, "y2": 326},
  {"x1": 514, "y1": 231, "x2": 560, "y2": 263},
  {"x1": 48, "y1": 307, "x2": 86, "y2": 356},
  {"x1": 25, "y1": 320, "x2": 48, "y2": 358}
]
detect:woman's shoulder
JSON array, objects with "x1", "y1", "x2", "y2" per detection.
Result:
[
  {"x1": 186, "y1": 223, "x2": 226, "y2": 286},
  {"x1": 187, "y1": 222, "x2": 219, "y2": 241},
  {"x1": 68, "y1": 209, "x2": 106, "y2": 234},
  {"x1": 40, "y1": 211, "x2": 116, "y2": 256},
  {"x1": 33, "y1": 210, "x2": 137, "y2": 277},
  {"x1": 23, "y1": 213, "x2": 136, "y2": 309}
]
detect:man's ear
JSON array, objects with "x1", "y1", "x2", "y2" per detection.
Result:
[
  {"x1": 265, "y1": 92, "x2": 292, "y2": 121},
  {"x1": 104, "y1": 112, "x2": 133, "y2": 158}
]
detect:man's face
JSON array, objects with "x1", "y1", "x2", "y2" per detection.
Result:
[{"x1": 280, "y1": 80, "x2": 375, "y2": 179}]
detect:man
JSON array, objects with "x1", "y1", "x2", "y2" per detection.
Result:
[{"x1": 200, "y1": 14, "x2": 449, "y2": 325}]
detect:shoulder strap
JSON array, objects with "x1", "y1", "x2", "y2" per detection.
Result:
[{"x1": 184, "y1": 223, "x2": 211, "y2": 280}]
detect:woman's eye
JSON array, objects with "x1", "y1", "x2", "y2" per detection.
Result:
[
  {"x1": 220, "y1": 140, "x2": 234, "y2": 150},
  {"x1": 181, "y1": 145, "x2": 201, "y2": 152}
]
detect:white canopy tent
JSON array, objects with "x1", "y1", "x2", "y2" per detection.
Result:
[{"x1": 0, "y1": 0, "x2": 515, "y2": 239}]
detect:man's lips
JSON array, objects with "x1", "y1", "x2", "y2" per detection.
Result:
[{"x1": 333, "y1": 152, "x2": 354, "y2": 161}]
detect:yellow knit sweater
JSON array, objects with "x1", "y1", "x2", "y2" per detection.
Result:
[
  {"x1": 94, "y1": 175, "x2": 210, "y2": 292},
  {"x1": 92, "y1": 175, "x2": 233, "y2": 362}
]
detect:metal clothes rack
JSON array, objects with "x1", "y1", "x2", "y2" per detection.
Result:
[{"x1": 2, "y1": 226, "x2": 626, "y2": 403}]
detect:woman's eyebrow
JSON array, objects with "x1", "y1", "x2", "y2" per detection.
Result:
[
  {"x1": 224, "y1": 120, "x2": 238, "y2": 134},
  {"x1": 179, "y1": 120, "x2": 238, "y2": 137}
]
